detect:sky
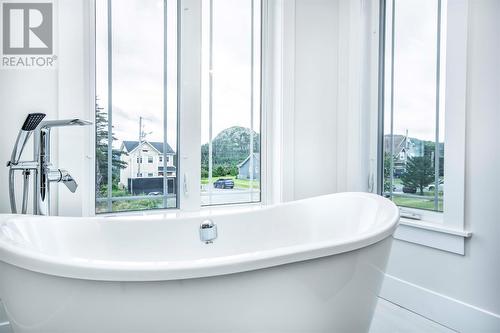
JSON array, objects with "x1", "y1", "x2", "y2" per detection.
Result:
[
  {"x1": 96, "y1": 0, "x2": 446, "y2": 150},
  {"x1": 96, "y1": 0, "x2": 260, "y2": 150},
  {"x1": 384, "y1": 0, "x2": 447, "y2": 142}
]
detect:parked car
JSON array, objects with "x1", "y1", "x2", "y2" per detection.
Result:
[
  {"x1": 213, "y1": 178, "x2": 234, "y2": 189},
  {"x1": 402, "y1": 186, "x2": 417, "y2": 194},
  {"x1": 426, "y1": 181, "x2": 444, "y2": 192},
  {"x1": 147, "y1": 191, "x2": 162, "y2": 196}
]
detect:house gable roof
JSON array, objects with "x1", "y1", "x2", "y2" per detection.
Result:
[
  {"x1": 384, "y1": 135, "x2": 407, "y2": 156},
  {"x1": 122, "y1": 141, "x2": 175, "y2": 155},
  {"x1": 237, "y1": 153, "x2": 260, "y2": 168}
]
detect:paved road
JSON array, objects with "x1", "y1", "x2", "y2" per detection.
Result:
[{"x1": 201, "y1": 188, "x2": 260, "y2": 206}]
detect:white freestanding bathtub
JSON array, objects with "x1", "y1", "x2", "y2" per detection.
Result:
[{"x1": 0, "y1": 192, "x2": 398, "y2": 333}]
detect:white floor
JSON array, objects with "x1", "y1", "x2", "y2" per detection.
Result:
[
  {"x1": 0, "y1": 297, "x2": 455, "y2": 333},
  {"x1": 370, "y1": 298, "x2": 456, "y2": 333}
]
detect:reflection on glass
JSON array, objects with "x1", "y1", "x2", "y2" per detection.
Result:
[
  {"x1": 383, "y1": 0, "x2": 446, "y2": 212},
  {"x1": 201, "y1": 0, "x2": 262, "y2": 206},
  {"x1": 95, "y1": 0, "x2": 178, "y2": 213}
]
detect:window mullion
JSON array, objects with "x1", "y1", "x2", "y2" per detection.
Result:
[
  {"x1": 249, "y1": 0, "x2": 255, "y2": 203},
  {"x1": 163, "y1": 0, "x2": 169, "y2": 208},
  {"x1": 178, "y1": 0, "x2": 202, "y2": 211},
  {"x1": 106, "y1": 0, "x2": 113, "y2": 213},
  {"x1": 389, "y1": 0, "x2": 395, "y2": 201},
  {"x1": 208, "y1": 0, "x2": 214, "y2": 205},
  {"x1": 434, "y1": 0, "x2": 442, "y2": 212}
]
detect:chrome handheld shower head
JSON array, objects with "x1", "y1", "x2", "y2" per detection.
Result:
[
  {"x1": 21, "y1": 113, "x2": 46, "y2": 131},
  {"x1": 9, "y1": 113, "x2": 46, "y2": 165}
]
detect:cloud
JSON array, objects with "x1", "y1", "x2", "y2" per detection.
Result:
[
  {"x1": 385, "y1": 0, "x2": 445, "y2": 142},
  {"x1": 97, "y1": 0, "x2": 259, "y2": 150}
]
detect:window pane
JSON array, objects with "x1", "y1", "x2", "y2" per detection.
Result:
[
  {"x1": 383, "y1": 0, "x2": 446, "y2": 213},
  {"x1": 201, "y1": 0, "x2": 262, "y2": 206},
  {"x1": 95, "y1": 0, "x2": 178, "y2": 213}
]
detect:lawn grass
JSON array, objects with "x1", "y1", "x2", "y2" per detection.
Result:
[{"x1": 393, "y1": 195, "x2": 443, "y2": 212}]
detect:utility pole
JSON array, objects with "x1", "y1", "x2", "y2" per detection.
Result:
[
  {"x1": 137, "y1": 116, "x2": 151, "y2": 177},
  {"x1": 137, "y1": 116, "x2": 145, "y2": 177}
]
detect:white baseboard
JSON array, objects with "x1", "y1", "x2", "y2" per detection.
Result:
[{"x1": 380, "y1": 274, "x2": 500, "y2": 333}]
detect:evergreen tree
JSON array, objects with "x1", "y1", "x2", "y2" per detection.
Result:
[
  {"x1": 401, "y1": 156, "x2": 435, "y2": 195},
  {"x1": 95, "y1": 99, "x2": 128, "y2": 195}
]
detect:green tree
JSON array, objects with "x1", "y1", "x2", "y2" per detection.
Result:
[
  {"x1": 95, "y1": 99, "x2": 128, "y2": 195},
  {"x1": 401, "y1": 156, "x2": 435, "y2": 195}
]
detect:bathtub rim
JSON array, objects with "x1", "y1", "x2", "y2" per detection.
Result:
[{"x1": 0, "y1": 192, "x2": 399, "y2": 282}]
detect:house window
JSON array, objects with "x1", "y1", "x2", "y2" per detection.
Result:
[
  {"x1": 95, "y1": 0, "x2": 178, "y2": 213},
  {"x1": 381, "y1": 0, "x2": 466, "y2": 233},
  {"x1": 383, "y1": 0, "x2": 446, "y2": 214},
  {"x1": 95, "y1": 0, "x2": 265, "y2": 213},
  {"x1": 200, "y1": 0, "x2": 262, "y2": 206}
]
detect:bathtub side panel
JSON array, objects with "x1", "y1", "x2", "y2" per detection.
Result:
[{"x1": 0, "y1": 238, "x2": 392, "y2": 333}]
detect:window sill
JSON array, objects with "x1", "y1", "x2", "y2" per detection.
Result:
[
  {"x1": 393, "y1": 218, "x2": 472, "y2": 255},
  {"x1": 96, "y1": 202, "x2": 265, "y2": 218}
]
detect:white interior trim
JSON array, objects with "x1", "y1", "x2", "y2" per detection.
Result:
[
  {"x1": 178, "y1": 0, "x2": 202, "y2": 211},
  {"x1": 279, "y1": 0, "x2": 295, "y2": 202},
  {"x1": 393, "y1": 221, "x2": 470, "y2": 255},
  {"x1": 57, "y1": 0, "x2": 94, "y2": 217},
  {"x1": 442, "y1": 0, "x2": 468, "y2": 231},
  {"x1": 260, "y1": 0, "x2": 271, "y2": 205},
  {"x1": 86, "y1": 0, "x2": 96, "y2": 217},
  {"x1": 380, "y1": 274, "x2": 500, "y2": 332},
  {"x1": 400, "y1": 218, "x2": 471, "y2": 237},
  {"x1": 376, "y1": 0, "x2": 469, "y2": 244}
]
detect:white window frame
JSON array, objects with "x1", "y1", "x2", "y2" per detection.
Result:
[
  {"x1": 179, "y1": 0, "x2": 270, "y2": 211},
  {"x1": 89, "y1": 0, "x2": 271, "y2": 214},
  {"x1": 379, "y1": 0, "x2": 471, "y2": 254}
]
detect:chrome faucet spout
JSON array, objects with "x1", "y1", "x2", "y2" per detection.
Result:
[
  {"x1": 59, "y1": 170, "x2": 78, "y2": 193},
  {"x1": 40, "y1": 119, "x2": 93, "y2": 129}
]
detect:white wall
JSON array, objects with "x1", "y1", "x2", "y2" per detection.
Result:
[
  {"x1": 0, "y1": 1, "x2": 90, "y2": 324},
  {"x1": 380, "y1": 0, "x2": 500, "y2": 331},
  {"x1": 0, "y1": 0, "x2": 92, "y2": 217},
  {"x1": 292, "y1": 0, "x2": 339, "y2": 199},
  {"x1": 291, "y1": 0, "x2": 376, "y2": 199}
]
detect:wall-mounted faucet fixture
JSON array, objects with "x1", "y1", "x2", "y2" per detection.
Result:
[
  {"x1": 7, "y1": 114, "x2": 92, "y2": 215},
  {"x1": 7, "y1": 113, "x2": 46, "y2": 214}
]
